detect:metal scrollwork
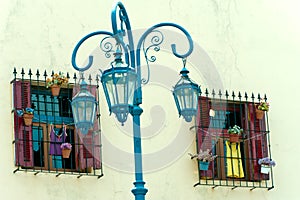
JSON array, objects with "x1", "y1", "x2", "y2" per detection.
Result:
[
  {"x1": 141, "y1": 30, "x2": 164, "y2": 84},
  {"x1": 100, "y1": 36, "x2": 115, "y2": 58}
]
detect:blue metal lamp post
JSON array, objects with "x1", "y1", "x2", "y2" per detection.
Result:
[{"x1": 71, "y1": 2, "x2": 200, "y2": 200}]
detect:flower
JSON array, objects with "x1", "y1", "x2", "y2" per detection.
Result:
[
  {"x1": 227, "y1": 125, "x2": 243, "y2": 135},
  {"x1": 46, "y1": 73, "x2": 69, "y2": 88},
  {"x1": 257, "y1": 101, "x2": 269, "y2": 112},
  {"x1": 189, "y1": 149, "x2": 217, "y2": 162},
  {"x1": 16, "y1": 107, "x2": 34, "y2": 116},
  {"x1": 60, "y1": 143, "x2": 72, "y2": 150},
  {"x1": 258, "y1": 157, "x2": 276, "y2": 167}
]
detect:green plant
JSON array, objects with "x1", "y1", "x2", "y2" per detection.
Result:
[
  {"x1": 257, "y1": 102, "x2": 269, "y2": 112},
  {"x1": 227, "y1": 125, "x2": 243, "y2": 135},
  {"x1": 16, "y1": 107, "x2": 34, "y2": 116},
  {"x1": 46, "y1": 73, "x2": 69, "y2": 88},
  {"x1": 189, "y1": 149, "x2": 217, "y2": 162}
]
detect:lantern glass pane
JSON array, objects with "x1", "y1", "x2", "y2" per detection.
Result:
[
  {"x1": 77, "y1": 101, "x2": 85, "y2": 122},
  {"x1": 127, "y1": 73, "x2": 136, "y2": 105},
  {"x1": 86, "y1": 101, "x2": 95, "y2": 123}
]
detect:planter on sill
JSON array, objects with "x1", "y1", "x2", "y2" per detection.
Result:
[
  {"x1": 23, "y1": 113, "x2": 34, "y2": 126},
  {"x1": 229, "y1": 134, "x2": 239, "y2": 143},
  {"x1": 62, "y1": 149, "x2": 71, "y2": 158},
  {"x1": 256, "y1": 109, "x2": 264, "y2": 120},
  {"x1": 51, "y1": 85, "x2": 61, "y2": 97},
  {"x1": 199, "y1": 161, "x2": 210, "y2": 171},
  {"x1": 260, "y1": 164, "x2": 271, "y2": 174}
]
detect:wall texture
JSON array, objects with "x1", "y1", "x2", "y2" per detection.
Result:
[{"x1": 1, "y1": 0, "x2": 299, "y2": 199}]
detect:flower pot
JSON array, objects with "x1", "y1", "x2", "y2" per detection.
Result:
[
  {"x1": 199, "y1": 161, "x2": 210, "y2": 171},
  {"x1": 256, "y1": 109, "x2": 264, "y2": 119},
  {"x1": 51, "y1": 85, "x2": 61, "y2": 96},
  {"x1": 62, "y1": 149, "x2": 71, "y2": 158},
  {"x1": 261, "y1": 164, "x2": 271, "y2": 174},
  {"x1": 23, "y1": 113, "x2": 33, "y2": 126},
  {"x1": 229, "y1": 134, "x2": 239, "y2": 143}
]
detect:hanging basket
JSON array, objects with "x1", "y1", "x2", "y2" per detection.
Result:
[
  {"x1": 256, "y1": 109, "x2": 264, "y2": 119},
  {"x1": 229, "y1": 134, "x2": 239, "y2": 143},
  {"x1": 199, "y1": 161, "x2": 210, "y2": 171},
  {"x1": 51, "y1": 85, "x2": 61, "y2": 96},
  {"x1": 260, "y1": 164, "x2": 271, "y2": 174},
  {"x1": 23, "y1": 113, "x2": 34, "y2": 126},
  {"x1": 62, "y1": 149, "x2": 71, "y2": 158}
]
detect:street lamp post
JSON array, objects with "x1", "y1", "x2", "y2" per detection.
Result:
[{"x1": 71, "y1": 2, "x2": 200, "y2": 200}]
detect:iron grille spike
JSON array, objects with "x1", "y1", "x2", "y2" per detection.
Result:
[
  {"x1": 21, "y1": 68, "x2": 25, "y2": 76},
  {"x1": 238, "y1": 91, "x2": 242, "y2": 99},
  {"x1": 36, "y1": 69, "x2": 40, "y2": 77},
  {"x1": 251, "y1": 93, "x2": 255, "y2": 100},
  {"x1": 28, "y1": 69, "x2": 32, "y2": 76},
  {"x1": 257, "y1": 93, "x2": 261, "y2": 101},
  {"x1": 43, "y1": 70, "x2": 47, "y2": 78},
  {"x1": 13, "y1": 68, "x2": 17, "y2": 78},
  {"x1": 212, "y1": 89, "x2": 216, "y2": 97},
  {"x1": 205, "y1": 88, "x2": 209, "y2": 96},
  {"x1": 244, "y1": 92, "x2": 248, "y2": 100},
  {"x1": 225, "y1": 90, "x2": 229, "y2": 98},
  {"x1": 264, "y1": 94, "x2": 267, "y2": 101}
]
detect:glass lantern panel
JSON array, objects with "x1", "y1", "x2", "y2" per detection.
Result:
[
  {"x1": 85, "y1": 100, "x2": 96, "y2": 123},
  {"x1": 77, "y1": 101, "x2": 86, "y2": 122},
  {"x1": 127, "y1": 73, "x2": 136, "y2": 105}
]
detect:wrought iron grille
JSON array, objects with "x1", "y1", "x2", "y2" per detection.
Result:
[
  {"x1": 11, "y1": 68, "x2": 103, "y2": 178},
  {"x1": 193, "y1": 89, "x2": 274, "y2": 190}
]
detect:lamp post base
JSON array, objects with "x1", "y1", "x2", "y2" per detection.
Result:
[{"x1": 131, "y1": 181, "x2": 148, "y2": 200}]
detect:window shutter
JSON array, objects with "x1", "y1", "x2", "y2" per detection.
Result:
[
  {"x1": 197, "y1": 96, "x2": 210, "y2": 128},
  {"x1": 244, "y1": 103, "x2": 269, "y2": 180},
  {"x1": 13, "y1": 80, "x2": 34, "y2": 167},
  {"x1": 196, "y1": 96, "x2": 214, "y2": 178},
  {"x1": 73, "y1": 85, "x2": 101, "y2": 170}
]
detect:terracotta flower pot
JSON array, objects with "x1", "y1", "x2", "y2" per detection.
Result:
[
  {"x1": 256, "y1": 109, "x2": 264, "y2": 119},
  {"x1": 51, "y1": 85, "x2": 61, "y2": 96},
  {"x1": 229, "y1": 134, "x2": 239, "y2": 143},
  {"x1": 23, "y1": 113, "x2": 34, "y2": 126},
  {"x1": 62, "y1": 149, "x2": 71, "y2": 158}
]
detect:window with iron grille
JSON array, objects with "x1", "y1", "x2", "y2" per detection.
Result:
[
  {"x1": 11, "y1": 68, "x2": 103, "y2": 178},
  {"x1": 193, "y1": 90, "x2": 274, "y2": 190}
]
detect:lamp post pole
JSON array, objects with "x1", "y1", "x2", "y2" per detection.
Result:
[{"x1": 71, "y1": 2, "x2": 199, "y2": 200}]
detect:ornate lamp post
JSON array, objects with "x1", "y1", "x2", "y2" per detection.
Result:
[{"x1": 71, "y1": 2, "x2": 200, "y2": 200}]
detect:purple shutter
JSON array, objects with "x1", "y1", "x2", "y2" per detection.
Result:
[
  {"x1": 73, "y1": 85, "x2": 101, "y2": 170},
  {"x1": 244, "y1": 103, "x2": 269, "y2": 180},
  {"x1": 13, "y1": 80, "x2": 34, "y2": 167}
]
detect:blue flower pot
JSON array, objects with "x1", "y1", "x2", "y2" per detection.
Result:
[{"x1": 199, "y1": 161, "x2": 210, "y2": 171}]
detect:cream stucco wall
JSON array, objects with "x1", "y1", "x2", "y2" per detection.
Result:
[{"x1": 0, "y1": 0, "x2": 299, "y2": 199}]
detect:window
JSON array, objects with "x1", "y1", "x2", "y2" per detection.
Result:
[
  {"x1": 194, "y1": 92, "x2": 274, "y2": 190},
  {"x1": 12, "y1": 70, "x2": 103, "y2": 178}
]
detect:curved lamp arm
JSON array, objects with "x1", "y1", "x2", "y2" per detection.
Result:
[
  {"x1": 72, "y1": 31, "x2": 114, "y2": 71},
  {"x1": 134, "y1": 23, "x2": 194, "y2": 105},
  {"x1": 111, "y1": 2, "x2": 135, "y2": 68}
]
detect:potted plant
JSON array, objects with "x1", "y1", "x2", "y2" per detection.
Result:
[
  {"x1": 17, "y1": 107, "x2": 34, "y2": 126},
  {"x1": 46, "y1": 73, "x2": 69, "y2": 96},
  {"x1": 227, "y1": 125, "x2": 243, "y2": 143},
  {"x1": 256, "y1": 101, "x2": 270, "y2": 119},
  {"x1": 258, "y1": 157, "x2": 276, "y2": 174},
  {"x1": 189, "y1": 149, "x2": 217, "y2": 171},
  {"x1": 60, "y1": 142, "x2": 72, "y2": 158}
]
